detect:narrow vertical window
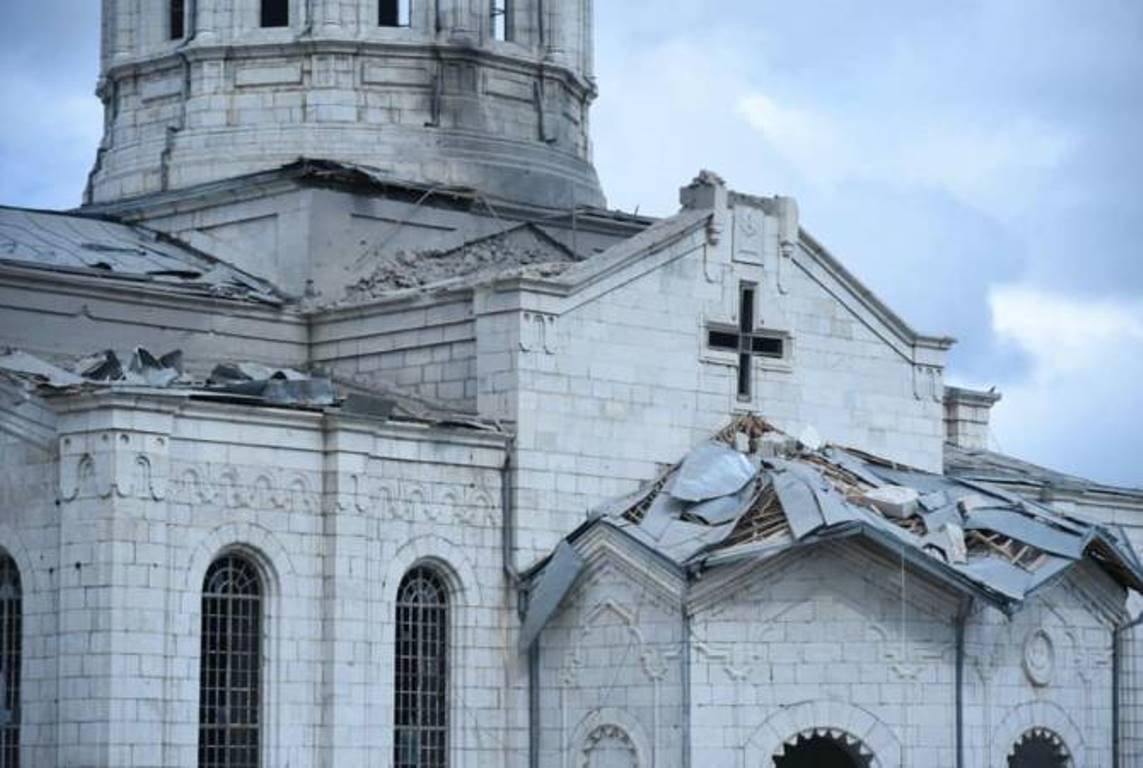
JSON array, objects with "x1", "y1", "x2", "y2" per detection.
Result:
[
  {"x1": 380, "y1": 0, "x2": 412, "y2": 27},
  {"x1": 394, "y1": 566, "x2": 448, "y2": 768},
  {"x1": 199, "y1": 554, "x2": 262, "y2": 768},
  {"x1": 170, "y1": 0, "x2": 186, "y2": 40},
  {"x1": 0, "y1": 555, "x2": 20, "y2": 768},
  {"x1": 490, "y1": 0, "x2": 512, "y2": 41},
  {"x1": 261, "y1": 0, "x2": 289, "y2": 28}
]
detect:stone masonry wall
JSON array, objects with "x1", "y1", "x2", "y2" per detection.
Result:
[{"x1": 29, "y1": 394, "x2": 512, "y2": 767}]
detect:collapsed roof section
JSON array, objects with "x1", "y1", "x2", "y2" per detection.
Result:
[
  {"x1": 340, "y1": 222, "x2": 583, "y2": 303},
  {"x1": 575, "y1": 415, "x2": 1143, "y2": 613},
  {"x1": 0, "y1": 206, "x2": 283, "y2": 305},
  {"x1": 0, "y1": 347, "x2": 497, "y2": 432}
]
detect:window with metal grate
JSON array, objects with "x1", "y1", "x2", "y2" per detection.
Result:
[
  {"x1": 394, "y1": 566, "x2": 449, "y2": 768},
  {"x1": 198, "y1": 554, "x2": 262, "y2": 768},
  {"x1": 0, "y1": 555, "x2": 19, "y2": 768}
]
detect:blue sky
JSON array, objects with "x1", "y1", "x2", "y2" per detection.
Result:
[{"x1": 2, "y1": 1, "x2": 1141, "y2": 485}]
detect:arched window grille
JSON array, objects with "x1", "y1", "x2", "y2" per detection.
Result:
[
  {"x1": 199, "y1": 554, "x2": 262, "y2": 768},
  {"x1": 0, "y1": 555, "x2": 20, "y2": 768},
  {"x1": 1008, "y1": 728, "x2": 1071, "y2": 768},
  {"x1": 261, "y1": 0, "x2": 289, "y2": 27},
  {"x1": 394, "y1": 566, "x2": 449, "y2": 768}
]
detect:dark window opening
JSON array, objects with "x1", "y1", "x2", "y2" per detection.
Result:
[
  {"x1": 198, "y1": 554, "x2": 262, "y2": 768},
  {"x1": 737, "y1": 352, "x2": 752, "y2": 399},
  {"x1": 0, "y1": 555, "x2": 20, "y2": 768},
  {"x1": 1008, "y1": 730, "x2": 1070, "y2": 768},
  {"x1": 261, "y1": 0, "x2": 289, "y2": 28},
  {"x1": 739, "y1": 284, "x2": 755, "y2": 334},
  {"x1": 773, "y1": 732, "x2": 870, "y2": 768},
  {"x1": 490, "y1": 0, "x2": 512, "y2": 41},
  {"x1": 752, "y1": 336, "x2": 785, "y2": 358},
  {"x1": 394, "y1": 566, "x2": 448, "y2": 768},
  {"x1": 170, "y1": 0, "x2": 186, "y2": 39},
  {"x1": 708, "y1": 330, "x2": 739, "y2": 351},
  {"x1": 380, "y1": 0, "x2": 412, "y2": 27}
]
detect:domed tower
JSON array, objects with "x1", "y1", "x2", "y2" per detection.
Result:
[{"x1": 86, "y1": 0, "x2": 605, "y2": 210}]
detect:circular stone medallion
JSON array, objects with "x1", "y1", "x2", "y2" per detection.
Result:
[{"x1": 1023, "y1": 629, "x2": 1055, "y2": 687}]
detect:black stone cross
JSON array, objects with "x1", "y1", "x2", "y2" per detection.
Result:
[{"x1": 706, "y1": 283, "x2": 784, "y2": 399}]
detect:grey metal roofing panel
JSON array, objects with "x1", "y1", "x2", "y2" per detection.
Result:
[
  {"x1": 770, "y1": 465, "x2": 826, "y2": 539},
  {"x1": 959, "y1": 558, "x2": 1033, "y2": 602},
  {"x1": 962, "y1": 508, "x2": 1085, "y2": 559},
  {"x1": 581, "y1": 417, "x2": 1143, "y2": 613},
  {"x1": 0, "y1": 206, "x2": 281, "y2": 303},
  {"x1": 518, "y1": 541, "x2": 585, "y2": 651},
  {"x1": 670, "y1": 441, "x2": 757, "y2": 503}
]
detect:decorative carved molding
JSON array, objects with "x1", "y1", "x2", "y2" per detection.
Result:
[
  {"x1": 559, "y1": 600, "x2": 667, "y2": 688},
  {"x1": 521, "y1": 311, "x2": 559, "y2": 355},
  {"x1": 580, "y1": 724, "x2": 639, "y2": 768},
  {"x1": 1022, "y1": 628, "x2": 1055, "y2": 687},
  {"x1": 60, "y1": 447, "x2": 167, "y2": 502}
]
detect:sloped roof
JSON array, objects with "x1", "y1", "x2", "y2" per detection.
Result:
[
  {"x1": 578, "y1": 415, "x2": 1143, "y2": 612},
  {"x1": 946, "y1": 442, "x2": 1143, "y2": 502},
  {"x1": 0, "y1": 206, "x2": 282, "y2": 304}
]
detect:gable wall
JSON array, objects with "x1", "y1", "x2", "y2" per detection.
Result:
[
  {"x1": 537, "y1": 538, "x2": 685, "y2": 768},
  {"x1": 500, "y1": 196, "x2": 945, "y2": 562},
  {"x1": 689, "y1": 542, "x2": 960, "y2": 767},
  {"x1": 964, "y1": 562, "x2": 1123, "y2": 768}
]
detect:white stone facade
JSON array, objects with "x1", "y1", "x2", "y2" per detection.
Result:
[
  {"x1": 0, "y1": 3, "x2": 1140, "y2": 767},
  {"x1": 89, "y1": 0, "x2": 604, "y2": 209}
]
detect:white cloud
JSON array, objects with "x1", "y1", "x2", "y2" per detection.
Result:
[
  {"x1": 735, "y1": 91, "x2": 1074, "y2": 214},
  {"x1": 985, "y1": 285, "x2": 1143, "y2": 486}
]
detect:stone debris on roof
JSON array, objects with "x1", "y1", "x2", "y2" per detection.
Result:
[
  {"x1": 341, "y1": 223, "x2": 581, "y2": 302},
  {"x1": 0, "y1": 206, "x2": 282, "y2": 304},
  {"x1": 0, "y1": 347, "x2": 499, "y2": 431},
  {"x1": 593, "y1": 415, "x2": 1143, "y2": 610}
]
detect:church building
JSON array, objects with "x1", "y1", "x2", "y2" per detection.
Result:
[{"x1": 0, "y1": 1, "x2": 1141, "y2": 767}]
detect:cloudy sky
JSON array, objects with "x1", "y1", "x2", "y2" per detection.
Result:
[{"x1": 2, "y1": 1, "x2": 1141, "y2": 486}]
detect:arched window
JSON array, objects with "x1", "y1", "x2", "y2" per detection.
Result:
[
  {"x1": 199, "y1": 554, "x2": 262, "y2": 768},
  {"x1": 394, "y1": 566, "x2": 449, "y2": 768},
  {"x1": 0, "y1": 555, "x2": 20, "y2": 768},
  {"x1": 1009, "y1": 728, "x2": 1071, "y2": 768},
  {"x1": 261, "y1": 0, "x2": 289, "y2": 28},
  {"x1": 380, "y1": 0, "x2": 412, "y2": 27},
  {"x1": 170, "y1": 0, "x2": 186, "y2": 39},
  {"x1": 774, "y1": 731, "x2": 872, "y2": 768}
]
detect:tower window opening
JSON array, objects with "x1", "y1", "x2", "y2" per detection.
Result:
[
  {"x1": 170, "y1": 0, "x2": 186, "y2": 40},
  {"x1": 261, "y1": 0, "x2": 290, "y2": 28},
  {"x1": 380, "y1": 0, "x2": 412, "y2": 27},
  {"x1": 491, "y1": 0, "x2": 512, "y2": 41}
]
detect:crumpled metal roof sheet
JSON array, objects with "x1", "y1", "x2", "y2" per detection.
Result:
[
  {"x1": 0, "y1": 206, "x2": 282, "y2": 304},
  {"x1": 589, "y1": 415, "x2": 1143, "y2": 612}
]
